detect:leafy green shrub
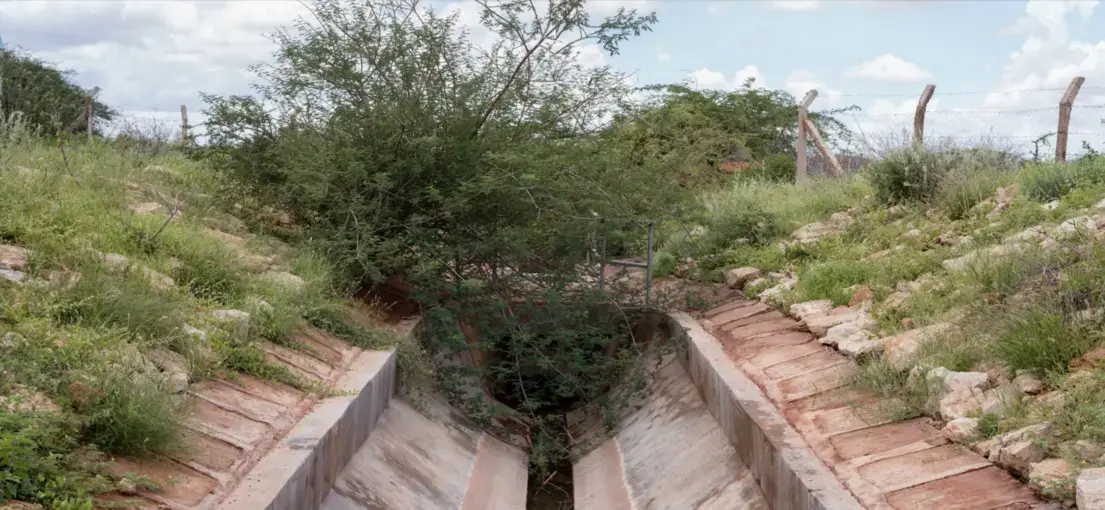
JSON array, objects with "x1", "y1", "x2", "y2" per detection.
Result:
[
  {"x1": 867, "y1": 147, "x2": 948, "y2": 204},
  {"x1": 1020, "y1": 158, "x2": 1105, "y2": 203},
  {"x1": 699, "y1": 244, "x2": 787, "y2": 273},
  {"x1": 794, "y1": 260, "x2": 872, "y2": 305},
  {"x1": 158, "y1": 229, "x2": 250, "y2": 304},
  {"x1": 848, "y1": 358, "x2": 930, "y2": 421},
  {"x1": 1022, "y1": 163, "x2": 1079, "y2": 202},
  {"x1": 1051, "y1": 371, "x2": 1105, "y2": 443},
  {"x1": 651, "y1": 252, "x2": 676, "y2": 277},
  {"x1": 212, "y1": 335, "x2": 311, "y2": 391},
  {"x1": 0, "y1": 412, "x2": 113, "y2": 508},
  {"x1": 975, "y1": 411, "x2": 1001, "y2": 439},
  {"x1": 700, "y1": 205, "x2": 782, "y2": 252},
  {"x1": 0, "y1": 49, "x2": 117, "y2": 135},
  {"x1": 304, "y1": 303, "x2": 397, "y2": 350},
  {"x1": 759, "y1": 154, "x2": 798, "y2": 183},
  {"x1": 735, "y1": 155, "x2": 797, "y2": 184}
]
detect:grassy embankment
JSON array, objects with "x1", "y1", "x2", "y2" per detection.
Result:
[
  {"x1": 661, "y1": 141, "x2": 1105, "y2": 498},
  {"x1": 0, "y1": 127, "x2": 420, "y2": 508}
]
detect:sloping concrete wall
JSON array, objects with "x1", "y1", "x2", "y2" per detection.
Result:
[
  {"x1": 321, "y1": 395, "x2": 528, "y2": 510},
  {"x1": 574, "y1": 355, "x2": 769, "y2": 510},
  {"x1": 675, "y1": 312, "x2": 864, "y2": 510},
  {"x1": 218, "y1": 349, "x2": 398, "y2": 510}
]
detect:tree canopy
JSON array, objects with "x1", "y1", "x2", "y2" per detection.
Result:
[
  {"x1": 0, "y1": 49, "x2": 116, "y2": 135},
  {"x1": 610, "y1": 79, "x2": 859, "y2": 185},
  {"x1": 198, "y1": 0, "x2": 856, "y2": 495}
]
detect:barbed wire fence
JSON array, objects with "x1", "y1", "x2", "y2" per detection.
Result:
[
  {"x1": 802, "y1": 77, "x2": 1105, "y2": 180},
  {"x1": 3, "y1": 56, "x2": 1104, "y2": 178}
]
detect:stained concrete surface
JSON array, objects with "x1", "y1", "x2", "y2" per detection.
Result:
[
  {"x1": 321, "y1": 395, "x2": 527, "y2": 510},
  {"x1": 574, "y1": 355, "x2": 769, "y2": 510}
]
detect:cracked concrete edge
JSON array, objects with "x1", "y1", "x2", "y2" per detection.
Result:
[
  {"x1": 216, "y1": 349, "x2": 398, "y2": 510},
  {"x1": 672, "y1": 312, "x2": 865, "y2": 510}
]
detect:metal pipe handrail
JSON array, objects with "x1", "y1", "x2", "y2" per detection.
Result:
[{"x1": 597, "y1": 220, "x2": 654, "y2": 305}]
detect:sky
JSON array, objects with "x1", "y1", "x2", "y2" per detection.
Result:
[{"x1": 2, "y1": 0, "x2": 1105, "y2": 156}]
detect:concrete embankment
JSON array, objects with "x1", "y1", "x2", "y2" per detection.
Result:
[
  {"x1": 572, "y1": 313, "x2": 861, "y2": 510},
  {"x1": 222, "y1": 307, "x2": 879, "y2": 510}
]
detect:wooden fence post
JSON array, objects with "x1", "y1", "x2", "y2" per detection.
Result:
[
  {"x1": 180, "y1": 104, "x2": 189, "y2": 144},
  {"x1": 85, "y1": 96, "x2": 92, "y2": 139},
  {"x1": 802, "y1": 118, "x2": 843, "y2": 177},
  {"x1": 0, "y1": 49, "x2": 6, "y2": 119},
  {"x1": 914, "y1": 84, "x2": 935, "y2": 148},
  {"x1": 1056, "y1": 76, "x2": 1085, "y2": 163},
  {"x1": 796, "y1": 89, "x2": 818, "y2": 184}
]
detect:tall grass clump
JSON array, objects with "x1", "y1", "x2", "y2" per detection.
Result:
[
  {"x1": 697, "y1": 177, "x2": 868, "y2": 253},
  {"x1": 939, "y1": 167, "x2": 1016, "y2": 220},
  {"x1": 865, "y1": 133, "x2": 1022, "y2": 209},
  {"x1": 699, "y1": 193, "x2": 782, "y2": 252},
  {"x1": 77, "y1": 372, "x2": 188, "y2": 456},
  {"x1": 867, "y1": 146, "x2": 947, "y2": 204},
  {"x1": 1022, "y1": 163, "x2": 1079, "y2": 202},
  {"x1": 1021, "y1": 157, "x2": 1105, "y2": 203},
  {"x1": 991, "y1": 311, "x2": 1095, "y2": 375}
]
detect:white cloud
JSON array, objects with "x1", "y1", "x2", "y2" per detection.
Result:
[
  {"x1": 8, "y1": 0, "x2": 1105, "y2": 158},
  {"x1": 839, "y1": 0, "x2": 1105, "y2": 157},
  {"x1": 576, "y1": 45, "x2": 608, "y2": 68},
  {"x1": 846, "y1": 54, "x2": 934, "y2": 83},
  {"x1": 784, "y1": 70, "x2": 841, "y2": 106},
  {"x1": 767, "y1": 0, "x2": 935, "y2": 12},
  {"x1": 706, "y1": 1, "x2": 730, "y2": 14},
  {"x1": 689, "y1": 65, "x2": 767, "y2": 90},
  {"x1": 0, "y1": 0, "x2": 652, "y2": 132},
  {"x1": 766, "y1": 0, "x2": 821, "y2": 11},
  {"x1": 0, "y1": 0, "x2": 311, "y2": 138},
  {"x1": 846, "y1": 0, "x2": 935, "y2": 9},
  {"x1": 588, "y1": 0, "x2": 656, "y2": 16},
  {"x1": 962, "y1": 0, "x2": 1105, "y2": 152}
]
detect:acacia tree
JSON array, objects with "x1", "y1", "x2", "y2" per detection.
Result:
[
  {"x1": 610, "y1": 78, "x2": 859, "y2": 184},
  {"x1": 0, "y1": 49, "x2": 115, "y2": 135},
  {"x1": 202, "y1": 0, "x2": 682, "y2": 492}
]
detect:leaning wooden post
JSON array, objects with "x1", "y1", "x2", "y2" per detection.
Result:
[
  {"x1": 914, "y1": 84, "x2": 935, "y2": 148},
  {"x1": 803, "y1": 117, "x2": 844, "y2": 177},
  {"x1": 0, "y1": 48, "x2": 6, "y2": 119},
  {"x1": 85, "y1": 96, "x2": 93, "y2": 139},
  {"x1": 180, "y1": 104, "x2": 189, "y2": 145},
  {"x1": 1056, "y1": 76, "x2": 1085, "y2": 163},
  {"x1": 796, "y1": 89, "x2": 819, "y2": 184}
]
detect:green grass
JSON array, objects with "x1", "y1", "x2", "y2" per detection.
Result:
[
  {"x1": 0, "y1": 134, "x2": 404, "y2": 506},
  {"x1": 991, "y1": 311, "x2": 1097, "y2": 375},
  {"x1": 681, "y1": 141, "x2": 1105, "y2": 482},
  {"x1": 848, "y1": 358, "x2": 932, "y2": 421},
  {"x1": 938, "y1": 168, "x2": 1016, "y2": 220}
]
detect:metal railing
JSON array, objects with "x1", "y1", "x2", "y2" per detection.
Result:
[{"x1": 596, "y1": 220, "x2": 655, "y2": 306}]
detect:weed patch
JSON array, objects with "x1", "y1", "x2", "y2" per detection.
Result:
[
  {"x1": 991, "y1": 311, "x2": 1096, "y2": 375},
  {"x1": 848, "y1": 358, "x2": 930, "y2": 421},
  {"x1": 0, "y1": 412, "x2": 114, "y2": 508}
]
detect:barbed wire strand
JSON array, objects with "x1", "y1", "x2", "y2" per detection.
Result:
[{"x1": 837, "y1": 85, "x2": 1105, "y2": 98}]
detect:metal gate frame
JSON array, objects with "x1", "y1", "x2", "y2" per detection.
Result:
[{"x1": 597, "y1": 220, "x2": 655, "y2": 306}]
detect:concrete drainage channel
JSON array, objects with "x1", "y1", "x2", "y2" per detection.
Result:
[
  {"x1": 572, "y1": 313, "x2": 859, "y2": 510},
  {"x1": 216, "y1": 312, "x2": 860, "y2": 510}
]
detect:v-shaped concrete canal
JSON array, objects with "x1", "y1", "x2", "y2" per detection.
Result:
[{"x1": 211, "y1": 306, "x2": 1045, "y2": 510}]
